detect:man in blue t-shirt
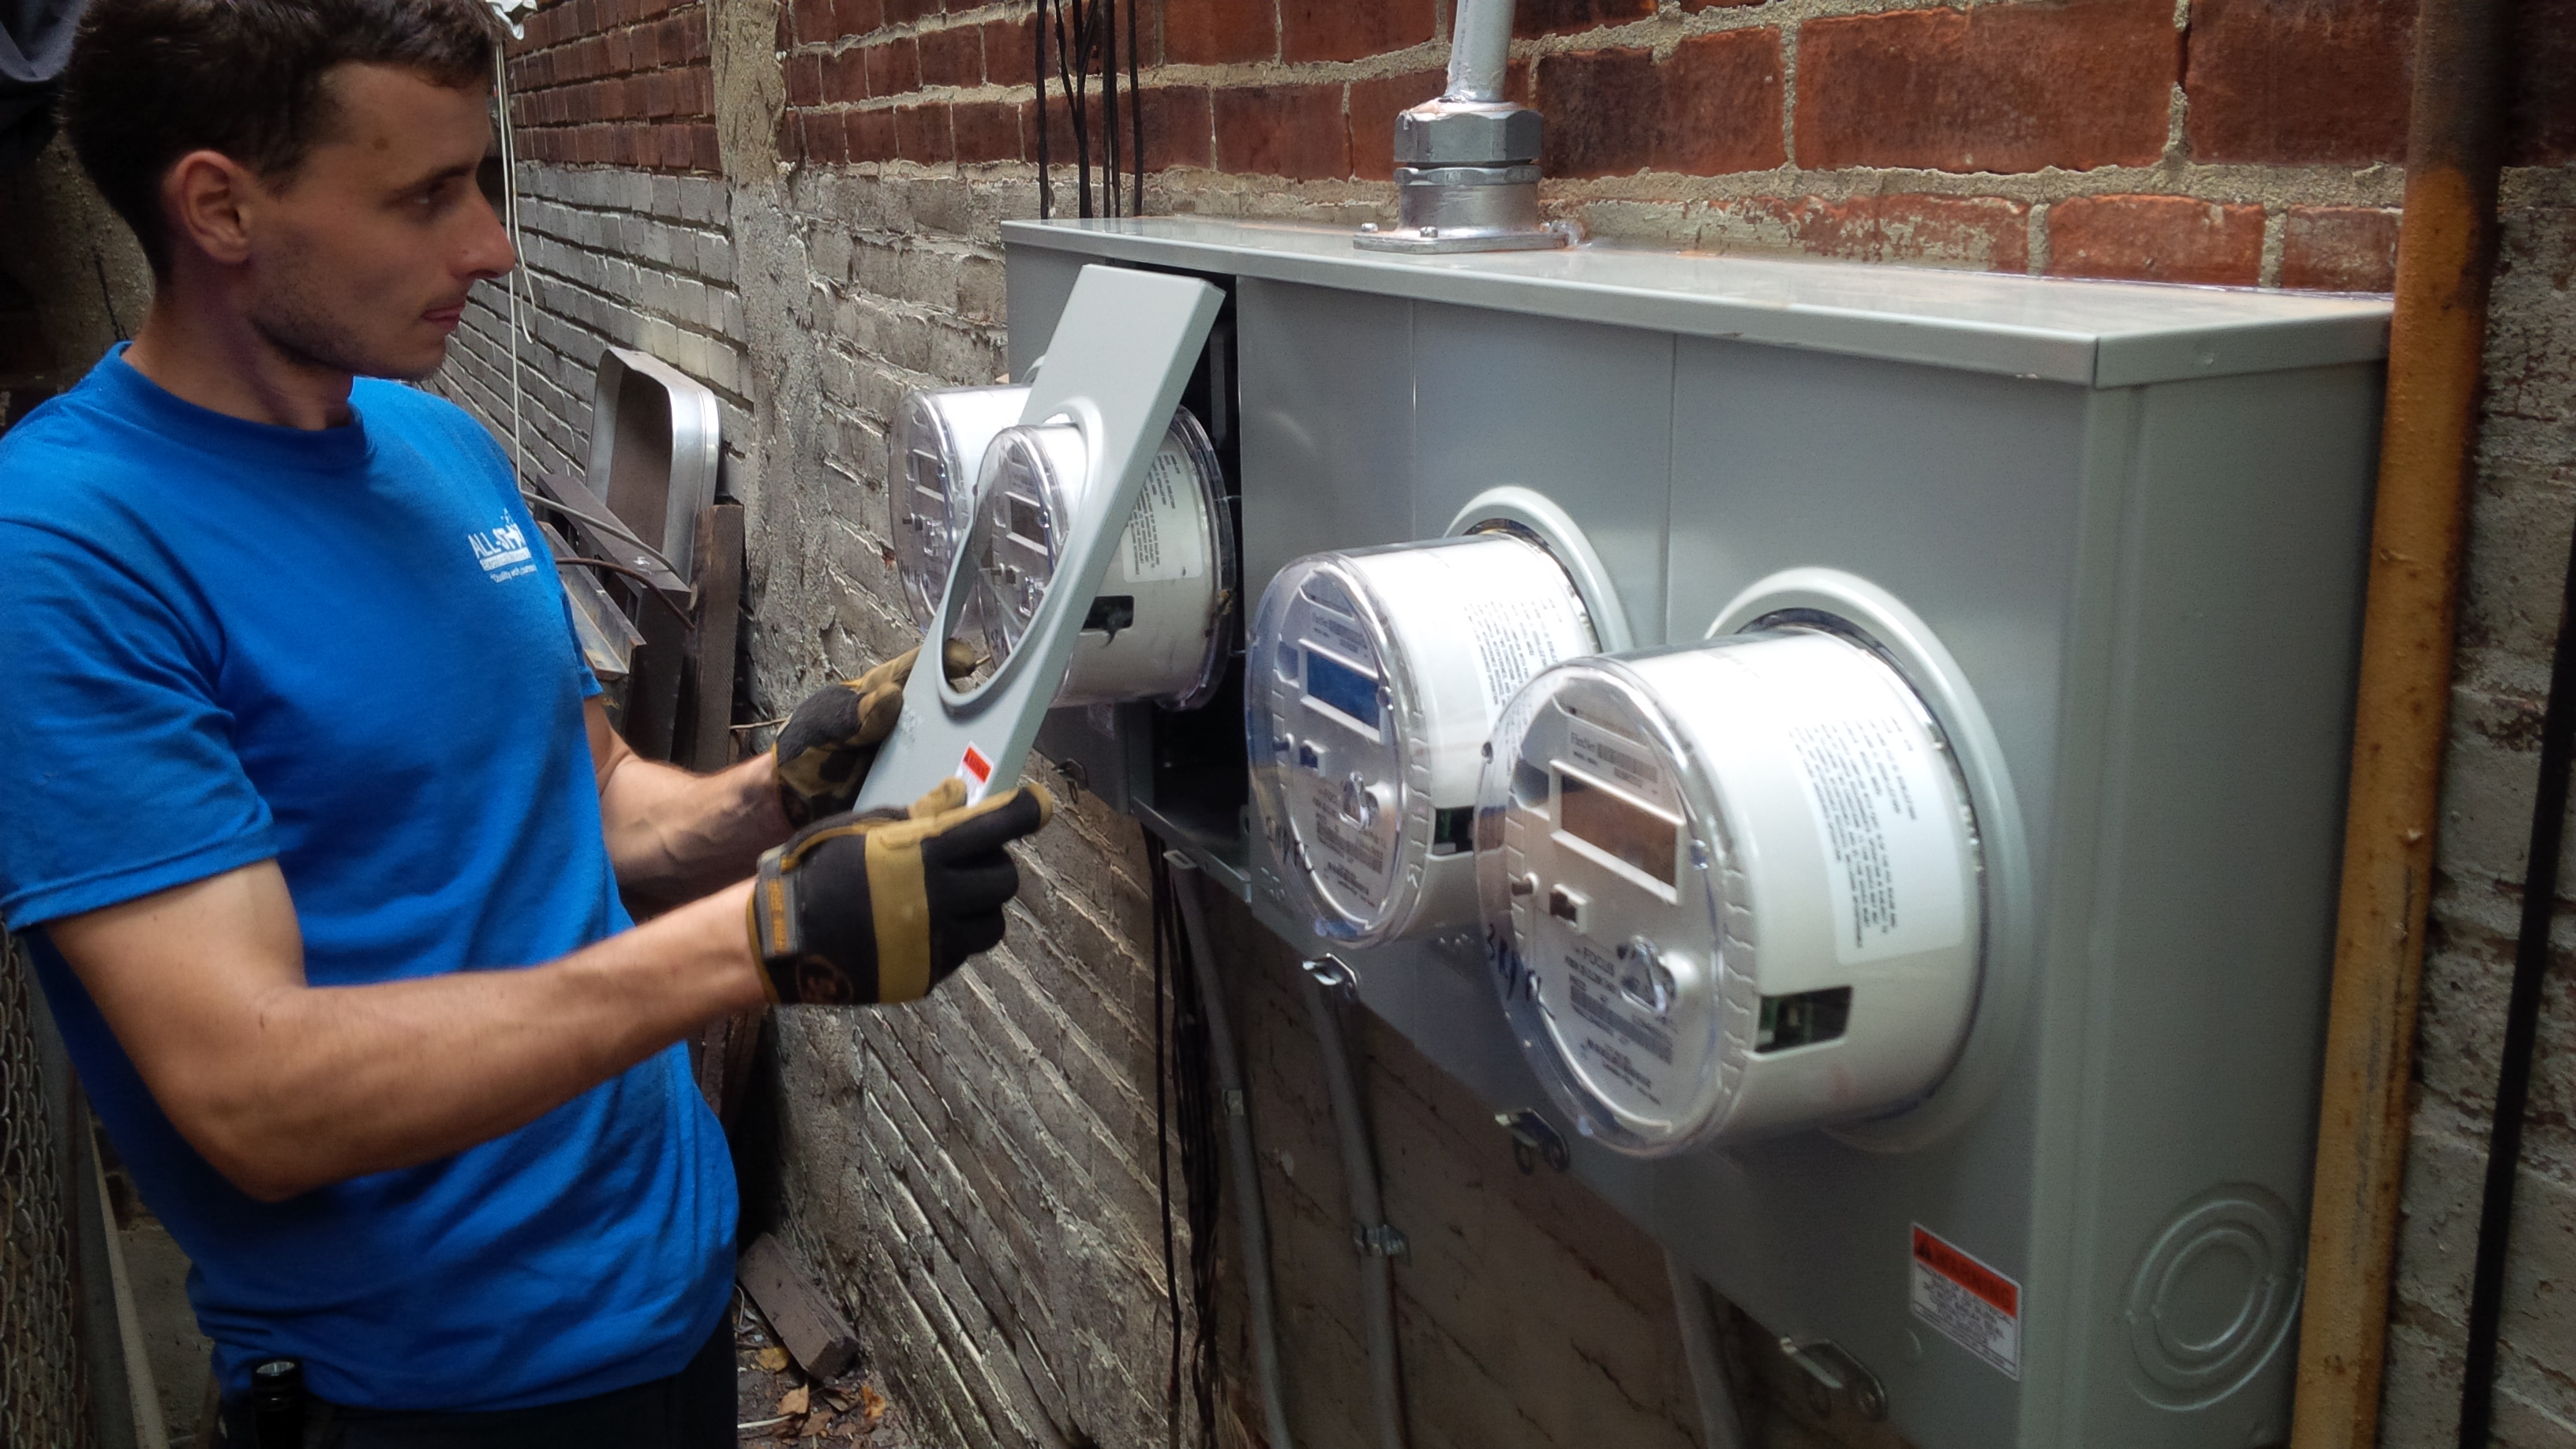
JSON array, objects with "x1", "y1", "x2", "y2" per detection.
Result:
[{"x1": 0, "y1": 0, "x2": 1050, "y2": 1442}]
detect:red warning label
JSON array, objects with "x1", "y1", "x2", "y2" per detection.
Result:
[
  {"x1": 1909, "y1": 1225, "x2": 2020, "y2": 1380},
  {"x1": 959, "y1": 743, "x2": 994, "y2": 801}
]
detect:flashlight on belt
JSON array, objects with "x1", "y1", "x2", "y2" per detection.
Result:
[{"x1": 249, "y1": 1358, "x2": 302, "y2": 1449}]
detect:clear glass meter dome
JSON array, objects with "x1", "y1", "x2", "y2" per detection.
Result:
[
  {"x1": 1477, "y1": 625, "x2": 1983, "y2": 1156},
  {"x1": 888, "y1": 384, "x2": 1028, "y2": 627},
  {"x1": 960, "y1": 407, "x2": 1235, "y2": 711},
  {"x1": 1247, "y1": 533, "x2": 1598, "y2": 945}
]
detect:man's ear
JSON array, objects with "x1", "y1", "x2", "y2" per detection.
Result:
[{"x1": 162, "y1": 149, "x2": 264, "y2": 268}]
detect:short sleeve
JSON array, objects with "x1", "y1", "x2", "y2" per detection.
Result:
[{"x1": 0, "y1": 521, "x2": 275, "y2": 927}]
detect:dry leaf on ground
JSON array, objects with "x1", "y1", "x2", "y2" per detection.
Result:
[
  {"x1": 800, "y1": 1409, "x2": 835, "y2": 1436},
  {"x1": 756, "y1": 1346, "x2": 790, "y2": 1372},
  {"x1": 858, "y1": 1383, "x2": 888, "y2": 1430},
  {"x1": 777, "y1": 1384, "x2": 811, "y2": 1417}
]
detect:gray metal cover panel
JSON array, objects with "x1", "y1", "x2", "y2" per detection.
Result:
[
  {"x1": 1002, "y1": 217, "x2": 2391, "y2": 388},
  {"x1": 997, "y1": 223, "x2": 2387, "y2": 1449}
]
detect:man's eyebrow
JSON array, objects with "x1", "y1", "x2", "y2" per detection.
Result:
[{"x1": 391, "y1": 159, "x2": 481, "y2": 193}]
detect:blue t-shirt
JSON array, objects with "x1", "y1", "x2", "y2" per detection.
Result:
[{"x1": 0, "y1": 349, "x2": 736, "y2": 1412}]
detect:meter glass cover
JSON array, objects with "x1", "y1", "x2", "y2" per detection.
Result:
[
  {"x1": 1249, "y1": 534, "x2": 1596, "y2": 945},
  {"x1": 1480, "y1": 658, "x2": 1732, "y2": 1153},
  {"x1": 888, "y1": 384, "x2": 1028, "y2": 627},
  {"x1": 1480, "y1": 628, "x2": 1983, "y2": 1155},
  {"x1": 959, "y1": 408, "x2": 1236, "y2": 710}
]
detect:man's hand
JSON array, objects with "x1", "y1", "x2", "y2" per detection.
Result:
[
  {"x1": 773, "y1": 641, "x2": 980, "y2": 827},
  {"x1": 749, "y1": 777, "x2": 1054, "y2": 1005}
]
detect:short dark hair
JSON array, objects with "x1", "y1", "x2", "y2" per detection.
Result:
[{"x1": 60, "y1": 0, "x2": 497, "y2": 275}]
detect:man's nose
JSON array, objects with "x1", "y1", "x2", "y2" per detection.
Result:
[{"x1": 462, "y1": 187, "x2": 518, "y2": 282}]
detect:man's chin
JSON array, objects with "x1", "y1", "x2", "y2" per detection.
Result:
[{"x1": 365, "y1": 335, "x2": 451, "y2": 384}]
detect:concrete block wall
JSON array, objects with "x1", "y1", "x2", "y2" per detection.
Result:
[{"x1": 427, "y1": 0, "x2": 2576, "y2": 1443}]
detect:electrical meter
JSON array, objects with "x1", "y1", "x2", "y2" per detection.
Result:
[
  {"x1": 889, "y1": 384, "x2": 1027, "y2": 627},
  {"x1": 1248, "y1": 530, "x2": 1605, "y2": 945},
  {"x1": 960, "y1": 407, "x2": 1234, "y2": 710},
  {"x1": 1478, "y1": 623, "x2": 1983, "y2": 1155}
]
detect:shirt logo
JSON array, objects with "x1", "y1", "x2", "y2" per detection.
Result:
[{"x1": 468, "y1": 518, "x2": 537, "y2": 582}]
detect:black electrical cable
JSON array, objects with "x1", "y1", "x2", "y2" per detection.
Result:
[
  {"x1": 1148, "y1": 837, "x2": 1222, "y2": 1449},
  {"x1": 1033, "y1": 0, "x2": 1050, "y2": 217},
  {"x1": 2457, "y1": 502, "x2": 2576, "y2": 1447},
  {"x1": 1125, "y1": 0, "x2": 1141, "y2": 215},
  {"x1": 1151, "y1": 833, "x2": 1182, "y2": 1449}
]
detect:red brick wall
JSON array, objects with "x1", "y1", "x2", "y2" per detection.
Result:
[
  {"x1": 507, "y1": 0, "x2": 719, "y2": 171},
  {"x1": 749, "y1": 0, "x2": 2576, "y2": 292}
]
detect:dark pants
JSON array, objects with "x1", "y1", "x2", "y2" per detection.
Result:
[{"x1": 218, "y1": 1317, "x2": 736, "y2": 1449}]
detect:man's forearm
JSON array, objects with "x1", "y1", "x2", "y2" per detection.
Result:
[
  {"x1": 601, "y1": 751, "x2": 790, "y2": 912},
  {"x1": 69, "y1": 878, "x2": 768, "y2": 1202}
]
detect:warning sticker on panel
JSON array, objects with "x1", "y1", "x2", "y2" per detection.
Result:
[
  {"x1": 1909, "y1": 1225, "x2": 2020, "y2": 1380},
  {"x1": 1119, "y1": 444, "x2": 1208, "y2": 583}
]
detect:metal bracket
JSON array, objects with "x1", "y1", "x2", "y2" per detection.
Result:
[
  {"x1": 1779, "y1": 1338, "x2": 1889, "y2": 1421},
  {"x1": 1496, "y1": 1108, "x2": 1571, "y2": 1175},
  {"x1": 1353, "y1": 1222, "x2": 1411, "y2": 1262},
  {"x1": 1222, "y1": 1088, "x2": 1247, "y2": 1119},
  {"x1": 1302, "y1": 953, "x2": 1360, "y2": 1005}
]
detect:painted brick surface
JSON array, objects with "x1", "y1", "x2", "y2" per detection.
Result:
[{"x1": 415, "y1": 2, "x2": 2576, "y2": 1447}]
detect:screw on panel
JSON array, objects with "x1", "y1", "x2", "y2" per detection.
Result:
[
  {"x1": 1353, "y1": 1222, "x2": 1410, "y2": 1261},
  {"x1": 1496, "y1": 1108, "x2": 1570, "y2": 1174},
  {"x1": 1301, "y1": 954, "x2": 1360, "y2": 1005},
  {"x1": 1779, "y1": 1338, "x2": 1889, "y2": 1422}
]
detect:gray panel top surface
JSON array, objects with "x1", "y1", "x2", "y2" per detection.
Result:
[{"x1": 1002, "y1": 217, "x2": 2391, "y2": 388}]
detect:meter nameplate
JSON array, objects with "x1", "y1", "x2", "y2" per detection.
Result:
[
  {"x1": 1119, "y1": 444, "x2": 1209, "y2": 584},
  {"x1": 1734, "y1": 645, "x2": 1968, "y2": 965},
  {"x1": 1439, "y1": 547, "x2": 1593, "y2": 711}
]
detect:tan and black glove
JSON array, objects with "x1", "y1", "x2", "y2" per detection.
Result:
[
  {"x1": 748, "y1": 777, "x2": 1055, "y2": 1005},
  {"x1": 773, "y1": 640, "x2": 980, "y2": 827}
]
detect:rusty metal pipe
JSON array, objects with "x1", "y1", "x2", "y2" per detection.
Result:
[{"x1": 2288, "y1": 0, "x2": 2511, "y2": 1443}]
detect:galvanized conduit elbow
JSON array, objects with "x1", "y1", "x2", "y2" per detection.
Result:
[
  {"x1": 1304, "y1": 958, "x2": 1410, "y2": 1449},
  {"x1": 1168, "y1": 860, "x2": 1297, "y2": 1449},
  {"x1": 2288, "y1": 0, "x2": 2510, "y2": 1442}
]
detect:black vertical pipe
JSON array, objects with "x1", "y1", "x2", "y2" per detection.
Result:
[{"x1": 2459, "y1": 481, "x2": 2576, "y2": 1445}]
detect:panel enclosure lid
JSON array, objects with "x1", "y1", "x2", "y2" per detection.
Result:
[
  {"x1": 854, "y1": 265, "x2": 1224, "y2": 811},
  {"x1": 1002, "y1": 218, "x2": 2391, "y2": 388}
]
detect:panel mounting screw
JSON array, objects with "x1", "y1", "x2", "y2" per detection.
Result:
[{"x1": 1358, "y1": 222, "x2": 1380, "y2": 233}]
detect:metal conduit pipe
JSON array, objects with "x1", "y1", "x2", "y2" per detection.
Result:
[
  {"x1": 1664, "y1": 1251, "x2": 1750, "y2": 1449},
  {"x1": 1167, "y1": 859, "x2": 1297, "y2": 1449},
  {"x1": 1443, "y1": 0, "x2": 1511, "y2": 103},
  {"x1": 1303, "y1": 958, "x2": 1409, "y2": 1449},
  {"x1": 2288, "y1": 0, "x2": 2510, "y2": 1442}
]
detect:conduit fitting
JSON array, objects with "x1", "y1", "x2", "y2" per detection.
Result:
[{"x1": 1356, "y1": 0, "x2": 1567, "y2": 254}]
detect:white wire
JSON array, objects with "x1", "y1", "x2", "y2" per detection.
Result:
[{"x1": 487, "y1": 41, "x2": 690, "y2": 587}]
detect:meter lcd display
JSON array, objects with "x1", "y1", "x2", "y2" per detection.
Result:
[
  {"x1": 1558, "y1": 769, "x2": 1677, "y2": 886},
  {"x1": 1304, "y1": 649, "x2": 1381, "y2": 728}
]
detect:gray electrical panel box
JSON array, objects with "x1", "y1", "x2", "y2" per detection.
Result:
[{"x1": 997, "y1": 216, "x2": 2389, "y2": 1449}]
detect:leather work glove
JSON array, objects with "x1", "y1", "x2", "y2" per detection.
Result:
[
  {"x1": 748, "y1": 777, "x2": 1056, "y2": 1005},
  {"x1": 773, "y1": 640, "x2": 981, "y2": 827}
]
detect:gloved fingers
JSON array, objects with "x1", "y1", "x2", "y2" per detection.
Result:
[
  {"x1": 934, "y1": 854, "x2": 1021, "y2": 917},
  {"x1": 841, "y1": 645, "x2": 921, "y2": 695},
  {"x1": 920, "y1": 781, "x2": 1056, "y2": 863},
  {"x1": 939, "y1": 909, "x2": 1008, "y2": 964},
  {"x1": 908, "y1": 777, "x2": 968, "y2": 818},
  {"x1": 851, "y1": 676, "x2": 904, "y2": 746},
  {"x1": 940, "y1": 638, "x2": 981, "y2": 682}
]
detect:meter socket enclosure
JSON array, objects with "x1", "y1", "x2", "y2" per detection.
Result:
[{"x1": 1000, "y1": 217, "x2": 2389, "y2": 1449}]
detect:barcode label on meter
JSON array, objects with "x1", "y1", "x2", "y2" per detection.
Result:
[{"x1": 1910, "y1": 1225, "x2": 2020, "y2": 1380}]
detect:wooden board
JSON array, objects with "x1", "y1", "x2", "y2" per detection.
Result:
[{"x1": 738, "y1": 1234, "x2": 860, "y2": 1381}]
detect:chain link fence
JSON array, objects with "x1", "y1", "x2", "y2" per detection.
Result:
[{"x1": 2, "y1": 929, "x2": 92, "y2": 1448}]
